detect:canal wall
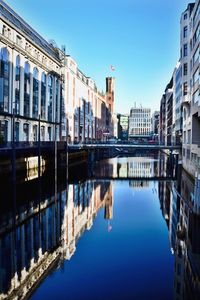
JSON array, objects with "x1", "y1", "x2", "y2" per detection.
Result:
[
  {"x1": 0, "y1": 145, "x2": 89, "y2": 174},
  {"x1": 0, "y1": 144, "x2": 118, "y2": 175}
]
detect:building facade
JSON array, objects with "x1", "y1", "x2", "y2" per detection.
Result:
[
  {"x1": 185, "y1": 0, "x2": 200, "y2": 176},
  {"x1": 112, "y1": 113, "x2": 118, "y2": 139},
  {"x1": 0, "y1": 1, "x2": 114, "y2": 145},
  {"x1": 181, "y1": 3, "x2": 196, "y2": 175},
  {"x1": 159, "y1": 94, "x2": 166, "y2": 145},
  {"x1": 117, "y1": 114, "x2": 129, "y2": 140},
  {"x1": 165, "y1": 78, "x2": 174, "y2": 146},
  {"x1": 0, "y1": 0, "x2": 63, "y2": 143},
  {"x1": 173, "y1": 61, "x2": 182, "y2": 146},
  {"x1": 152, "y1": 110, "x2": 160, "y2": 140},
  {"x1": 129, "y1": 106, "x2": 151, "y2": 139},
  {"x1": 160, "y1": 0, "x2": 200, "y2": 178}
]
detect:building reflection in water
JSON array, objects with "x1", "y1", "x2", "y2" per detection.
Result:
[
  {"x1": 1, "y1": 154, "x2": 200, "y2": 300},
  {"x1": 159, "y1": 169, "x2": 200, "y2": 300},
  {"x1": 93, "y1": 154, "x2": 164, "y2": 179},
  {"x1": 0, "y1": 174, "x2": 113, "y2": 300}
]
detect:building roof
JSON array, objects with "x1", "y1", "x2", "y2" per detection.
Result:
[
  {"x1": 0, "y1": 0, "x2": 60, "y2": 61},
  {"x1": 182, "y1": 3, "x2": 195, "y2": 16}
]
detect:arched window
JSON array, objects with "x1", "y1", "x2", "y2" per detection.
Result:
[
  {"x1": 48, "y1": 126, "x2": 52, "y2": 141},
  {"x1": 183, "y1": 108, "x2": 187, "y2": 120},
  {"x1": 0, "y1": 120, "x2": 8, "y2": 143},
  {"x1": 23, "y1": 123, "x2": 29, "y2": 142},
  {"x1": 48, "y1": 75, "x2": 53, "y2": 121},
  {"x1": 33, "y1": 124, "x2": 38, "y2": 142},
  {"x1": 41, "y1": 125, "x2": 45, "y2": 141},
  {"x1": 41, "y1": 72, "x2": 46, "y2": 119},
  {"x1": 33, "y1": 67, "x2": 39, "y2": 118},
  {"x1": 0, "y1": 48, "x2": 10, "y2": 113},
  {"x1": 15, "y1": 122, "x2": 19, "y2": 142},
  {"x1": 24, "y1": 62, "x2": 30, "y2": 117},
  {"x1": 15, "y1": 55, "x2": 20, "y2": 114}
]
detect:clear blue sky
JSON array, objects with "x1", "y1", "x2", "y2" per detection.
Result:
[{"x1": 5, "y1": 0, "x2": 191, "y2": 114}]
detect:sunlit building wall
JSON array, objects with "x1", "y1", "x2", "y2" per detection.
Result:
[
  {"x1": 63, "y1": 56, "x2": 96, "y2": 142},
  {"x1": 129, "y1": 106, "x2": 151, "y2": 139},
  {"x1": 174, "y1": 0, "x2": 200, "y2": 177},
  {"x1": 172, "y1": 61, "x2": 182, "y2": 146},
  {"x1": 0, "y1": 1, "x2": 63, "y2": 143},
  {"x1": 159, "y1": 94, "x2": 166, "y2": 145},
  {"x1": 113, "y1": 113, "x2": 118, "y2": 139},
  {"x1": 0, "y1": 1, "x2": 114, "y2": 144},
  {"x1": 181, "y1": 3, "x2": 196, "y2": 175},
  {"x1": 187, "y1": 0, "x2": 200, "y2": 176}
]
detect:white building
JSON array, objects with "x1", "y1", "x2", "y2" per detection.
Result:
[
  {"x1": 129, "y1": 105, "x2": 151, "y2": 139},
  {"x1": 181, "y1": 1, "x2": 200, "y2": 177},
  {"x1": 0, "y1": 1, "x2": 115, "y2": 145},
  {"x1": 113, "y1": 113, "x2": 118, "y2": 139},
  {"x1": 0, "y1": 0, "x2": 63, "y2": 143},
  {"x1": 181, "y1": 3, "x2": 195, "y2": 173},
  {"x1": 63, "y1": 56, "x2": 96, "y2": 142},
  {"x1": 172, "y1": 61, "x2": 182, "y2": 146}
]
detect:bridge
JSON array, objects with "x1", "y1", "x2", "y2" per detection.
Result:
[
  {"x1": 68, "y1": 142, "x2": 181, "y2": 151},
  {"x1": 0, "y1": 141, "x2": 181, "y2": 153}
]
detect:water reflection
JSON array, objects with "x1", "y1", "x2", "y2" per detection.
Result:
[
  {"x1": 159, "y1": 170, "x2": 200, "y2": 300},
  {"x1": 0, "y1": 174, "x2": 113, "y2": 299},
  {"x1": 0, "y1": 154, "x2": 200, "y2": 299},
  {"x1": 90, "y1": 152, "x2": 176, "y2": 179}
]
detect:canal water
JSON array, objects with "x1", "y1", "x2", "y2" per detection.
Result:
[{"x1": 0, "y1": 152, "x2": 200, "y2": 300}]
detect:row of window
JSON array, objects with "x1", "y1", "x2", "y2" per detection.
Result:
[
  {"x1": 130, "y1": 114, "x2": 150, "y2": 118},
  {"x1": 2, "y1": 25, "x2": 58, "y2": 70},
  {"x1": 0, "y1": 119, "x2": 54, "y2": 142},
  {"x1": 182, "y1": 148, "x2": 191, "y2": 160},
  {"x1": 183, "y1": 148, "x2": 200, "y2": 165},
  {"x1": 129, "y1": 129, "x2": 151, "y2": 134},
  {"x1": 0, "y1": 48, "x2": 60, "y2": 122},
  {"x1": 183, "y1": 130, "x2": 191, "y2": 144},
  {"x1": 129, "y1": 124, "x2": 151, "y2": 128}
]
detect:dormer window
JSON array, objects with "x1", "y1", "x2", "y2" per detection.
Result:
[
  {"x1": 7, "y1": 28, "x2": 11, "y2": 39},
  {"x1": 16, "y1": 35, "x2": 22, "y2": 46}
]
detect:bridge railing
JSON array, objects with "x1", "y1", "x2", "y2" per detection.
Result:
[
  {"x1": 68, "y1": 140, "x2": 161, "y2": 146},
  {"x1": 0, "y1": 140, "x2": 182, "y2": 150}
]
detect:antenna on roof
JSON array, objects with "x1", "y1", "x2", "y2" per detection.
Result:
[{"x1": 61, "y1": 45, "x2": 66, "y2": 55}]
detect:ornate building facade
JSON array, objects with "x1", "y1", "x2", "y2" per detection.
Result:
[{"x1": 0, "y1": 0, "x2": 115, "y2": 144}]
